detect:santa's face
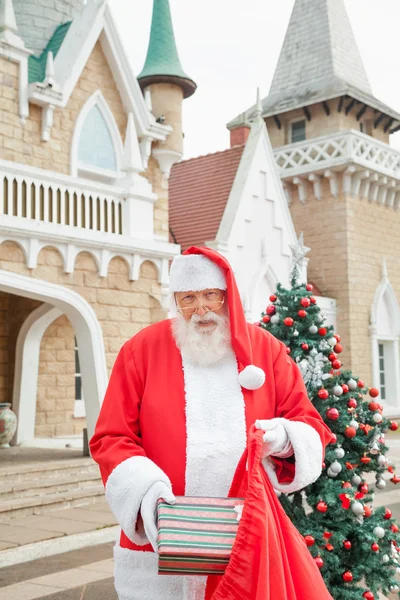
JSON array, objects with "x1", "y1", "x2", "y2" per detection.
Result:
[{"x1": 175, "y1": 289, "x2": 225, "y2": 333}]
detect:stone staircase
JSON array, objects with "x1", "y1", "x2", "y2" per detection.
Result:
[{"x1": 0, "y1": 457, "x2": 105, "y2": 520}]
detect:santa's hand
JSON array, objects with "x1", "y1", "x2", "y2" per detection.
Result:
[
  {"x1": 255, "y1": 419, "x2": 293, "y2": 458},
  {"x1": 140, "y1": 481, "x2": 176, "y2": 552}
]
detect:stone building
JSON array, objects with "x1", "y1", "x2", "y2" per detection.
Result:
[
  {"x1": 228, "y1": 0, "x2": 400, "y2": 416},
  {"x1": 0, "y1": 0, "x2": 195, "y2": 446}
]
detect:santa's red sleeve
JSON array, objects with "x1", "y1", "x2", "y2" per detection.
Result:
[
  {"x1": 262, "y1": 339, "x2": 333, "y2": 493},
  {"x1": 89, "y1": 341, "x2": 171, "y2": 545}
]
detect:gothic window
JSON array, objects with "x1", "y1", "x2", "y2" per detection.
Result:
[{"x1": 78, "y1": 105, "x2": 117, "y2": 171}]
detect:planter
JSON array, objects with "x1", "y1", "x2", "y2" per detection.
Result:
[{"x1": 0, "y1": 403, "x2": 17, "y2": 448}]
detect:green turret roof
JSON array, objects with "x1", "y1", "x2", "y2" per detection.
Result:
[
  {"x1": 28, "y1": 22, "x2": 71, "y2": 83},
  {"x1": 138, "y1": 0, "x2": 196, "y2": 98}
]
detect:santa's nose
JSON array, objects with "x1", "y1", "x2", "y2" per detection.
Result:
[{"x1": 196, "y1": 306, "x2": 207, "y2": 316}]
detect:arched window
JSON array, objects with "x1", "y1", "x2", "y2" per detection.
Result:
[
  {"x1": 370, "y1": 266, "x2": 400, "y2": 416},
  {"x1": 71, "y1": 90, "x2": 123, "y2": 182}
]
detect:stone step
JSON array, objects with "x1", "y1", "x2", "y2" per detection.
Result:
[
  {"x1": 0, "y1": 457, "x2": 99, "y2": 483},
  {"x1": 0, "y1": 471, "x2": 102, "y2": 500},
  {"x1": 0, "y1": 485, "x2": 106, "y2": 520}
]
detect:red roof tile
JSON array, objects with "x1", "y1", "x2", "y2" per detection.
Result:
[{"x1": 169, "y1": 145, "x2": 245, "y2": 251}]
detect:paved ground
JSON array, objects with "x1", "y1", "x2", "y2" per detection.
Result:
[{"x1": 0, "y1": 447, "x2": 83, "y2": 466}]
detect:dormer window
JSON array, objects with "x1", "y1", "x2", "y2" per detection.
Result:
[{"x1": 291, "y1": 119, "x2": 306, "y2": 143}]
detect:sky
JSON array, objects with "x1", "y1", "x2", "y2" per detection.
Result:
[{"x1": 109, "y1": 0, "x2": 400, "y2": 159}]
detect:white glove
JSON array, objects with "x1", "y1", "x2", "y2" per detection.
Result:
[
  {"x1": 255, "y1": 419, "x2": 293, "y2": 458},
  {"x1": 140, "y1": 481, "x2": 176, "y2": 552}
]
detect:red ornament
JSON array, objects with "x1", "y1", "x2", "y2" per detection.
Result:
[
  {"x1": 318, "y1": 327, "x2": 327, "y2": 336},
  {"x1": 334, "y1": 334, "x2": 341, "y2": 342},
  {"x1": 334, "y1": 344, "x2": 343, "y2": 354},
  {"x1": 388, "y1": 466, "x2": 394, "y2": 473},
  {"x1": 342, "y1": 571, "x2": 353, "y2": 582},
  {"x1": 323, "y1": 531, "x2": 333, "y2": 539},
  {"x1": 390, "y1": 421, "x2": 399, "y2": 431},
  {"x1": 330, "y1": 433, "x2": 337, "y2": 443},
  {"x1": 298, "y1": 309, "x2": 307, "y2": 318},
  {"x1": 339, "y1": 493, "x2": 351, "y2": 510},
  {"x1": 301, "y1": 343, "x2": 309, "y2": 351},
  {"x1": 343, "y1": 540, "x2": 352, "y2": 550},
  {"x1": 390, "y1": 476, "x2": 400, "y2": 485},
  {"x1": 363, "y1": 592, "x2": 374, "y2": 600},
  {"x1": 284, "y1": 317, "x2": 294, "y2": 327},
  {"x1": 326, "y1": 408, "x2": 340, "y2": 420},
  {"x1": 318, "y1": 388, "x2": 329, "y2": 400},
  {"x1": 364, "y1": 505, "x2": 372, "y2": 518},
  {"x1": 368, "y1": 401, "x2": 379, "y2": 412},
  {"x1": 325, "y1": 543, "x2": 334, "y2": 551},
  {"x1": 391, "y1": 524, "x2": 399, "y2": 533},
  {"x1": 304, "y1": 535, "x2": 315, "y2": 546},
  {"x1": 371, "y1": 543, "x2": 379, "y2": 552},
  {"x1": 314, "y1": 556, "x2": 324, "y2": 569},
  {"x1": 332, "y1": 359, "x2": 342, "y2": 370},
  {"x1": 358, "y1": 380, "x2": 364, "y2": 388},
  {"x1": 269, "y1": 295, "x2": 277, "y2": 302},
  {"x1": 342, "y1": 482, "x2": 352, "y2": 489},
  {"x1": 341, "y1": 384, "x2": 349, "y2": 394},
  {"x1": 328, "y1": 353, "x2": 337, "y2": 362},
  {"x1": 369, "y1": 388, "x2": 380, "y2": 398},
  {"x1": 306, "y1": 284, "x2": 313, "y2": 292},
  {"x1": 300, "y1": 298, "x2": 311, "y2": 308},
  {"x1": 310, "y1": 296, "x2": 317, "y2": 304},
  {"x1": 359, "y1": 483, "x2": 369, "y2": 494},
  {"x1": 384, "y1": 508, "x2": 392, "y2": 520},
  {"x1": 254, "y1": 321, "x2": 261, "y2": 327},
  {"x1": 345, "y1": 426, "x2": 357, "y2": 438},
  {"x1": 266, "y1": 304, "x2": 276, "y2": 315},
  {"x1": 360, "y1": 457, "x2": 371, "y2": 464},
  {"x1": 316, "y1": 501, "x2": 328, "y2": 513},
  {"x1": 347, "y1": 398, "x2": 357, "y2": 409},
  {"x1": 262, "y1": 315, "x2": 270, "y2": 323},
  {"x1": 286, "y1": 347, "x2": 291, "y2": 355}
]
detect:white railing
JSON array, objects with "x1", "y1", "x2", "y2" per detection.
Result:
[
  {"x1": 0, "y1": 161, "x2": 124, "y2": 235},
  {"x1": 274, "y1": 130, "x2": 400, "y2": 180}
]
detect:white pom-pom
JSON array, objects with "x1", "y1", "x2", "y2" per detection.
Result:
[{"x1": 238, "y1": 365, "x2": 265, "y2": 390}]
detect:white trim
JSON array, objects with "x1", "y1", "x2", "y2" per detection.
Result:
[
  {"x1": 12, "y1": 304, "x2": 62, "y2": 445},
  {"x1": 1, "y1": 269, "x2": 107, "y2": 440},
  {"x1": 0, "y1": 41, "x2": 31, "y2": 123},
  {"x1": 70, "y1": 90, "x2": 124, "y2": 178}
]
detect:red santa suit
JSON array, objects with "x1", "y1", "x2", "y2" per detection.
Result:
[{"x1": 90, "y1": 246, "x2": 333, "y2": 600}]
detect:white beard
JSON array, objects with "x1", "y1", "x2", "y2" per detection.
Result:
[{"x1": 171, "y1": 312, "x2": 232, "y2": 367}]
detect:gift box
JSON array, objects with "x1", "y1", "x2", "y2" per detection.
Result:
[{"x1": 157, "y1": 496, "x2": 244, "y2": 576}]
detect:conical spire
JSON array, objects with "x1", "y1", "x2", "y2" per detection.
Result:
[
  {"x1": 0, "y1": 0, "x2": 24, "y2": 47},
  {"x1": 138, "y1": 0, "x2": 196, "y2": 98}
]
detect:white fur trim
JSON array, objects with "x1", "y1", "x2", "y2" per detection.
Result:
[
  {"x1": 238, "y1": 365, "x2": 266, "y2": 390},
  {"x1": 261, "y1": 418, "x2": 323, "y2": 493},
  {"x1": 182, "y1": 351, "x2": 247, "y2": 496},
  {"x1": 105, "y1": 456, "x2": 171, "y2": 545},
  {"x1": 114, "y1": 544, "x2": 206, "y2": 600},
  {"x1": 169, "y1": 254, "x2": 226, "y2": 292}
]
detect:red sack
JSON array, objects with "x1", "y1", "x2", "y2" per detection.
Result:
[{"x1": 205, "y1": 427, "x2": 333, "y2": 600}]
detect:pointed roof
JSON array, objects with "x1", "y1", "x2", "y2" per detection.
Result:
[
  {"x1": 28, "y1": 22, "x2": 71, "y2": 83},
  {"x1": 228, "y1": 0, "x2": 400, "y2": 129},
  {"x1": 138, "y1": 0, "x2": 196, "y2": 98}
]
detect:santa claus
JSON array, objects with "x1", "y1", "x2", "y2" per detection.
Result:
[{"x1": 90, "y1": 246, "x2": 333, "y2": 600}]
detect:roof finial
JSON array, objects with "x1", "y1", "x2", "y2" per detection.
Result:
[
  {"x1": 122, "y1": 113, "x2": 144, "y2": 176},
  {"x1": 43, "y1": 51, "x2": 57, "y2": 88},
  {"x1": 382, "y1": 258, "x2": 388, "y2": 280},
  {"x1": 0, "y1": 0, "x2": 25, "y2": 47},
  {"x1": 253, "y1": 87, "x2": 263, "y2": 122}
]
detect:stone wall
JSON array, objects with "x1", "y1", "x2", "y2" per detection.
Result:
[{"x1": 0, "y1": 241, "x2": 166, "y2": 438}]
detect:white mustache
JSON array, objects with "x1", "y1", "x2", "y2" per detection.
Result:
[{"x1": 191, "y1": 312, "x2": 221, "y2": 324}]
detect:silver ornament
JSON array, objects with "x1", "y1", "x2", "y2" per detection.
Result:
[
  {"x1": 335, "y1": 447, "x2": 345, "y2": 459},
  {"x1": 352, "y1": 474, "x2": 362, "y2": 486},
  {"x1": 330, "y1": 460, "x2": 342, "y2": 474},
  {"x1": 351, "y1": 501, "x2": 364, "y2": 515},
  {"x1": 310, "y1": 348, "x2": 318, "y2": 357},
  {"x1": 369, "y1": 442, "x2": 380, "y2": 455},
  {"x1": 270, "y1": 314, "x2": 280, "y2": 324},
  {"x1": 373, "y1": 412, "x2": 383, "y2": 424},
  {"x1": 376, "y1": 479, "x2": 386, "y2": 490},
  {"x1": 347, "y1": 378, "x2": 357, "y2": 390},
  {"x1": 333, "y1": 385, "x2": 343, "y2": 396},
  {"x1": 389, "y1": 585, "x2": 399, "y2": 593},
  {"x1": 377, "y1": 454, "x2": 386, "y2": 467},
  {"x1": 349, "y1": 420, "x2": 359, "y2": 430},
  {"x1": 373, "y1": 526, "x2": 385, "y2": 539},
  {"x1": 327, "y1": 467, "x2": 337, "y2": 478},
  {"x1": 309, "y1": 325, "x2": 318, "y2": 334},
  {"x1": 328, "y1": 337, "x2": 337, "y2": 347},
  {"x1": 293, "y1": 330, "x2": 299, "y2": 337},
  {"x1": 382, "y1": 554, "x2": 390, "y2": 563}
]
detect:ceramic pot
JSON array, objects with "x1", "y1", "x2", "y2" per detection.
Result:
[{"x1": 0, "y1": 403, "x2": 17, "y2": 448}]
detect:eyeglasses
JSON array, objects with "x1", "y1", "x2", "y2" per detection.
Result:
[{"x1": 176, "y1": 291, "x2": 225, "y2": 316}]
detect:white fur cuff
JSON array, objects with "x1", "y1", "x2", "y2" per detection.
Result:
[
  {"x1": 105, "y1": 456, "x2": 172, "y2": 544},
  {"x1": 261, "y1": 418, "x2": 323, "y2": 493}
]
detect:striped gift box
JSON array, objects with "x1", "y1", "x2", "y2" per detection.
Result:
[{"x1": 157, "y1": 496, "x2": 244, "y2": 576}]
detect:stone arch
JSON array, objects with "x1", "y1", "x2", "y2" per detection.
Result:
[
  {"x1": 0, "y1": 239, "x2": 29, "y2": 265},
  {"x1": 36, "y1": 245, "x2": 65, "y2": 270},
  {"x1": 139, "y1": 259, "x2": 160, "y2": 281},
  {"x1": 1, "y1": 269, "x2": 107, "y2": 442},
  {"x1": 74, "y1": 250, "x2": 100, "y2": 274}
]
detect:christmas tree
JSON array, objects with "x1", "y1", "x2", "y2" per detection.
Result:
[{"x1": 258, "y1": 237, "x2": 400, "y2": 600}]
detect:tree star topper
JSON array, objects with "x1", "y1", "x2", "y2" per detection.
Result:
[{"x1": 289, "y1": 233, "x2": 311, "y2": 282}]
